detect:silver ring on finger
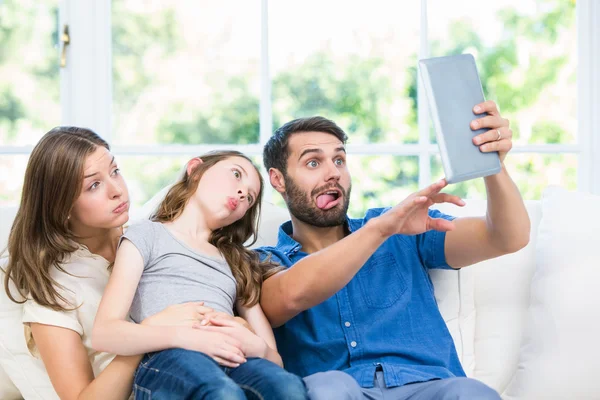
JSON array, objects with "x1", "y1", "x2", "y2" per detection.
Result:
[{"x1": 496, "y1": 129, "x2": 502, "y2": 141}]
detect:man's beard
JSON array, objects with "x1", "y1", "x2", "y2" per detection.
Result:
[{"x1": 284, "y1": 176, "x2": 351, "y2": 228}]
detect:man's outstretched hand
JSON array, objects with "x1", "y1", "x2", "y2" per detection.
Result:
[{"x1": 371, "y1": 179, "x2": 465, "y2": 238}]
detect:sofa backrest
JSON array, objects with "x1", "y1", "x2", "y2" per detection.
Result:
[
  {"x1": 0, "y1": 200, "x2": 541, "y2": 397},
  {"x1": 432, "y1": 200, "x2": 542, "y2": 394},
  {"x1": 0, "y1": 206, "x2": 18, "y2": 255}
]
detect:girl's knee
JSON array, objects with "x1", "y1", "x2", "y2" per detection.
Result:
[{"x1": 201, "y1": 379, "x2": 246, "y2": 400}]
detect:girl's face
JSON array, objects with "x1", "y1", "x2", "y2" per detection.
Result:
[
  {"x1": 192, "y1": 156, "x2": 261, "y2": 230},
  {"x1": 69, "y1": 146, "x2": 130, "y2": 233}
]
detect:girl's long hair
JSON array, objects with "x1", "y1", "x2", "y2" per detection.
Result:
[
  {"x1": 3, "y1": 127, "x2": 110, "y2": 311},
  {"x1": 151, "y1": 150, "x2": 282, "y2": 307}
]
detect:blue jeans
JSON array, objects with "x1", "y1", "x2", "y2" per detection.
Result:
[{"x1": 133, "y1": 348, "x2": 308, "y2": 399}]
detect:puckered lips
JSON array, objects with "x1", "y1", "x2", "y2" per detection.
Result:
[
  {"x1": 113, "y1": 201, "x2": 129, "y2": 214},
  {"x1": 227, "y1": 197, "x2": 239, "y2": 211},
  {"x1": 316, "y1": 188, "x2": 343, "y2": 210}
]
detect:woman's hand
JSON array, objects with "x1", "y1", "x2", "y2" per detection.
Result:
[
  {"x1": 174, "y1": 327, "x2": 247, "y2": 368},
  {"x1": 200, "y1": 311, "x2": 255, "y2": 334},
  {"x1": 197, "y1": 318, "x2": 268, "y2": 359},
  {"x1": 141, "y1": 302, "x2": 213, "y2": 328}
]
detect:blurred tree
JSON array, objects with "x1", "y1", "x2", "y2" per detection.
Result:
[
  {"x1": 0, "y1": 0, "x2": 59, "y2": 142},
  {"x1": 112, "y1": 2, "x2": 179, "y2": 123},
  {"x1": 117, "y1": 0, "x2": 575, "y2": 215},
  {"x1": 414, "y1": 0, "x2": 576, "y2": 199},
  {"x1": 1, "y1": 1, "x2": 575, "y2": 211}
]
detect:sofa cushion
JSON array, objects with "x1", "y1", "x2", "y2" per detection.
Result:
[
  {"x1": 0, "y1": 365, "x2": 21, "y2": 400},
  {"x1": 433, "y1": 200, "x2": 541, "y2": 394},
  {"x1": 251, "y1": 201, "x2": 291, "y2": 249},
  {"x1": 0, "y1": 206, "x2": 18, "y2": 253},
  {"x1": 504, "y1": 188, "x2": 600, "y2": 399},
  {"x1": 0, "y1": 258, "x2": 59, "y2": 399}
]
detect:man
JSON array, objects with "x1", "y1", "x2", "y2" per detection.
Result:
[{"x1": 256, "y1": 101, "x2": 530, "y2": 399}]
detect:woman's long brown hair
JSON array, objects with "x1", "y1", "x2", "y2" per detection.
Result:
[
  {"x1": 2, "y1": 127, "x2": 110, "y2": 311},
  {"x1": 151, "y1": 150, "x2": 282, "y2": 307}
]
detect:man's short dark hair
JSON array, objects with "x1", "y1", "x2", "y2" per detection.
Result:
[{"x1": 263, "y1": 116, "x2": 348, "y2": 175}]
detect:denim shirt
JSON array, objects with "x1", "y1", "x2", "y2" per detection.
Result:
[{"x1": 255, "y1": 208, "x2": 466, "y2": 388}]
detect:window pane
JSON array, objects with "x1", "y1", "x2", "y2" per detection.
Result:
[
  {"x1": 428, "y1": 0, "x2": 576, "y2": 145},
  {"x1": 430, "y1": 154, "x2": 486, "y2": 199},
  {"x1": 111, "y1": 1, "x2": 260, "y2": 146},
  {"x1": 118, "y1": 155, "x2": 188, "y2": 210},
  {"x1": 431, "y1": 153, "x2": 577, "y2": 200},
  {"x1": 270, "y1": 1, "x2": 421, "y2": 144},
  {"x1": 348, "y1": 156, "x2": 419, "y2": 217},
  {"x1": 0, "y1": 155, "x2": 29, "y2": 206},
  {"x1": 0, "y1": 1, "x2": 60, "y2": 145}
]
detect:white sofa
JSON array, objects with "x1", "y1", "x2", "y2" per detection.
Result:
[{"x1": 1, "y1": 187, "x2": 599, "y2": 399}]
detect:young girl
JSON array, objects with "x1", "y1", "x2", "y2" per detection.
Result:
[
  {"x1": 3, "y1": 127, "x2": 214, "y2": 400},
  {"x1": 92, "y1": 151, "x2": 308, "y2": 399}
]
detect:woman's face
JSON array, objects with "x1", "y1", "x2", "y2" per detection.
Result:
[{"x1": 69, "y1": 146, "x2": 130, "y2": 232}]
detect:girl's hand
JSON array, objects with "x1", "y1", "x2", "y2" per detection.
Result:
[
  {"x1": 200, "y1": 311, "x2": 255, "y2": 334},
  {"x1": 141, "y1": 302, "x2": 213, "y2": 328},
  {"x1": 175, "y1": 327, "x2": 247, "y2": 368},
  {"x1": 197, "y1": 318, "x2": 268, "y2": 359}
]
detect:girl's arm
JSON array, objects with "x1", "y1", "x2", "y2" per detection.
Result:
[
  {"x1": 91, "y1": 239, "x2": 181, "y2": 355},
  {"x1": 238, "y1": 303, "x2": 283, "y2": 366},
  {"x1": 92, "y1": 240, "x2": 246, "y2": 366},
  {"x1": 31, "y1": 323, "x2": 141, "y2": 400}
]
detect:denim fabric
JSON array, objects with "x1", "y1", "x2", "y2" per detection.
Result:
[{"x1": 133, "y1": 348, "x2": 307, "y2": 399}]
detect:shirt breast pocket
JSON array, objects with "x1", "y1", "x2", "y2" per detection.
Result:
[{"x1": 356, "y1": 251, "x2": 408, "y2": 309}]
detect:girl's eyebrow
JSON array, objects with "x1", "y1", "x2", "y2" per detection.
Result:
[{"x1": 233, "y1": 163, "x2": 249, "y2": 177}]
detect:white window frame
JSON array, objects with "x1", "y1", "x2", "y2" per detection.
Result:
[
  {"x1": 578, "y1": 0, "x2": 600, "y2": 194},
  {"x1": 2, "y1": 0, "x2": 599, "y2": 196}
]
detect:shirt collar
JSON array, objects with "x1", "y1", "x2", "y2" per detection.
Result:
[{"x1": 275, "y1": 216, "x2": 362, "y2": 256}]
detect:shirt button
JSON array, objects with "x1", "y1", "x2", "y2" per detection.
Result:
[
  {"x1": 350, "y1": 341, "x2": 357, "y2": 348},
  {"x1": 344, "y1": 321, "x2": 351, "y2": 327}
]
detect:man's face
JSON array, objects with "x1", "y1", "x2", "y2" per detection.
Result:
[{"x1": 281, "y1": 131, "x2": 352, "y2": 227}]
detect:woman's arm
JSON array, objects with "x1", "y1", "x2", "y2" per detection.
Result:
[
  {"x1": 32, "y1": 301, "x2": 217, "y2": 400},
  {"x1": 238, "y1": 303, "x2": 283, "y2": 366},
  {"x1": 31, "y1": 323, "x2": 140, "y2": 400},
  {"x1": 237, "y1": 302, "x2": 277, "y2": 351},
  {"x1": 201, "y1": 303, "x2": 283, "y2": 367}
]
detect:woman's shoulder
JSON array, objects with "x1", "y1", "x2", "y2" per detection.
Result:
[
  {"x1": 38, "y1": 238, "x2": 109, "y2": 284},
  {"x1": 53, "y1": 248, "x2": 109, "y2": 281}
]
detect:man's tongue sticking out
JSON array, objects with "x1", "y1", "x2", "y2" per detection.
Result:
[{"x1": 317, "y1": 193, "x2": 336, "y2": 209}]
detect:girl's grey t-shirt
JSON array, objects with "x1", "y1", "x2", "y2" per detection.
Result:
[{"x1": 122, "y1": 219, "x2": 237, "y2": 323}]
